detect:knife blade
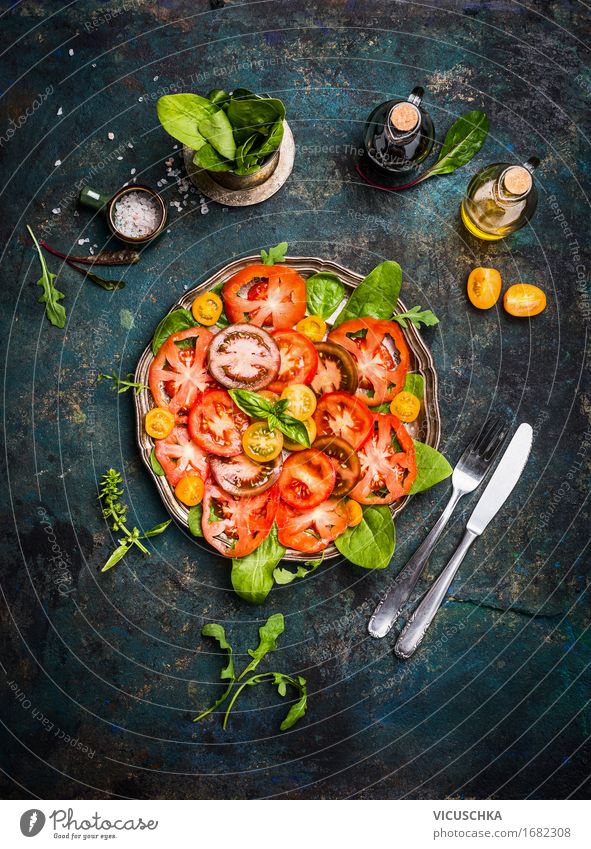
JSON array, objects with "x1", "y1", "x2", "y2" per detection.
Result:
[{"x1": 394, "y1": 422, "x2": 533, "y2": 659}]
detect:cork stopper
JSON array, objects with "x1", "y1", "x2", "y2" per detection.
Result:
[
  {"x1": 503, "y1": 166, "x2": 532, "y2": 196},
  {"x1": 389, "y1": 102, "x2": 419, "y2": 134}
]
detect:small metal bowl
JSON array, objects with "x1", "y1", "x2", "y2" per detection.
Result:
[
  {"x1": 206, "y1": 147, "x2": 280, "y2": 190},
  {"x1": 79, "y1": 183, "x2": 168, "y2": 245}
]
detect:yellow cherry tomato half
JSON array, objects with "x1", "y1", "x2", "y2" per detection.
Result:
[
  {"x1": 242, "y1": 421, "x2": 284, "y2": 462},
  {"x1": 390, "y1": 391, "x2": 421, "y2": 423},
  {"x1": 283, "y1": 416, "x2": 317, "y2": 452},
  {"x1": 191, "y1": 291, "x2": 223, "y2": 326},
  {"x1": 344, "y1": 500, "x2": 363, "y2": 528},
  {"x1": 175, "y1": 475, "x2": 204, "y2": 506},
  {"x1": 296, "y1": 315, "x2": 327, "y2": 342},
  {"x1": 258, "y1": 389, "x2": 281, "y2": 405},
  {"x1": 467, "y1": 267, "x2": 502, "y2": 310},
  {"x1": 145, "y1": 407, "x2": 175, "y2": 439},
  {"x1": 281, "y1": 384, "x2": 317, "y2": 421},
  {"x1": 503, "y1": 284, "x2": 546, "y2": 317}
]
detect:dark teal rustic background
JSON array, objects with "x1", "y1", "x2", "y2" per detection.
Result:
[{"x1": 1, "y1": 0, "x2": 589, "y2": 799}]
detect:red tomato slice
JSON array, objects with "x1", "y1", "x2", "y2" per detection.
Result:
[
  {"x1": 277, "y1": 498, "x2": 348, "y2": 554},
  {"x1": 313, "y1": 392, "x2": 373, "y2": 450},
  {"x1": 149, "y1": 326, "x2": 214, "y2": 419},
  {"x1": 222, "y1": 263, "x2": 307, "y2": 329},
  {"x1": 349, "y1": 413, "x2": 416, "y2": 504},
  {"x1": 328, "y1": 318, "x2": 410, "y2": 406},
  {"x1": 277, "y1": 449, "x2": 336, "y2": 509},
  {"x1": 202, "y1": 481, "x2": 279, "y2": 558},
  {"x1": 154, "y1": 425, "x2": 209, "y2": 488},
  {"x1": 268, "y1": 329, "x2": 319, "y2": 394},
  {"x1": 188, "y1": 389, "x2": 249, "y2": 457}
]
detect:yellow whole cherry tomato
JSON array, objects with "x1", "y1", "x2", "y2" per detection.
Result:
[
  {"x1": 191, "y1": 291, "x2": 223, "y2": 326},
  {"x1": 467, "y1": 267, "x2": 502, "y2": 310},
  {"x1": 145, "y1": 407, "x2": 175, "y2": 439},
  {"x1": 242, "y1": 421, "x2": 284, "y2": 462},
  {"x1": 296, "y1": 315, "x2": 327, "y2": 342},
  {"x1": 281, "y1": 384, "x2": 317, "y2": 421},
  {"x1": 390, "y1": 391, "x2": 420, "y2": 423},
  {"x1": 283, "y1": 417, "x2": 317, "y2": 452},
  {"x1": 344, "y1": 500, "x2": 363, "y2": 527},
  {"x1": 503, "y1": 284, "x2": 546, "y2": 317},
  {"x1": 175, "y1": 475, "x2": 204, "y2": 506}
]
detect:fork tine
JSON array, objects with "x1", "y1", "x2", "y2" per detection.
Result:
[
  {"x1": 481, "y1": 420, "x2": 509, "y2": 460},
  {"x1": 472, "y1": 416, "x2": 500, "y2": 454}
]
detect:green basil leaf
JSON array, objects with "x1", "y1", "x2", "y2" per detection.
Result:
[
  {"x1": 334, "y1": 261, "x2": 402, "y2": 326},
  {"x1": 187, "y1": 504, "x2": 203, "y2": 537},
  {"x1": 150, "y1": 448, "x2": 166, "y2": 476},
  {"x1": 142, "y1": 519, "x2": 171, "y2": 538},
  {"x1": 273, "y1": 413, "x2": 311, "y2": 448},
  {"x1": 305, "y1": 272, "x2": 345, "y2": 318},
  {"x1": 260, "y1": 241, "x2": 288, "y2": 265},
  {"x1": 156, "y1": 94, "x2": 216, "y2": 150},
  {"x1": 194, "y1": 623, "x2": 235, "y2": 722},
  {"x1": 231, "y1": 524, "x2": 285, "y2": 605},
  {"x1": 335, "y1": 506, "x2": 396, "y2": 570},
  {"x1": 228, "y1": 388, "x2": 274, "y2": 418},
  {"x1": 238, "y1": 613, "x2": 285, "y2": 679},
  {"x1": 403, "y1": 373, "x2": 424, "y2": 401},
  {"x1": 426, "y1": 110, "x2": 489, "y2": 178},
  {"x1": 199, "y1": 109, "x2": 236, "y2": 161},
  {"x1": 151, "y1": 308, "x2": 197, "y2": 355},
  {"x1": 410, "y1": 441, "x2": 452, "y2": 494}
]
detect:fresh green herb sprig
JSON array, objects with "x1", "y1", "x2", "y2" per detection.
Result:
[
  {"x1": 229, "y1": 389, "x2": 310, "y2": 448},
  {"x1": 27, "y1": 225, "x2": 66, "y2": 328},
  {"x1": 392, "y1": 306, "x2": 440, "y2": 329},
  {"x1": 98, "y1": 469, "x2": 171, "y2": 572},
  {"x1": 97, "y1": 372, "x2": 149, "y2": 394},
  {"x1": 261, "y1": 241, "x2": 288, "y2": 265},
  {"x1": 193, "y1": 614, "x2": 307, "y2": 732}
]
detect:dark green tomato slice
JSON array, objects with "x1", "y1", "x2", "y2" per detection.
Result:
[{"x1": 310, "y1": 341, "x2": 358, "y2": 396}]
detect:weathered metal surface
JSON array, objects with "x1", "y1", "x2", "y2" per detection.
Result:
[{"x1": 0, "y1": 0, "x2": 589, "y2": 800}]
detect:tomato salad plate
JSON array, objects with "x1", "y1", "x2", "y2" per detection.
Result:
[{"x1": 134, "y1": 246, "x2": 448, "y2": 594}]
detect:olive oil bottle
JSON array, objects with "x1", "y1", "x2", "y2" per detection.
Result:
[
  {"x1": 361, "y1": 87, "x2": 435, "y2": 188},
  {"x1": 460, "y1": 157, "x2": 539, "y2": 240}
]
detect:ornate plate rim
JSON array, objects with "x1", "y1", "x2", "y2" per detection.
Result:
[{"x1": 134, "y1": 255, "x2": 441, "y2": 562}]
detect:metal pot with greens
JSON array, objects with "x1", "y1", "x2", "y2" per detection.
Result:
[{"x1": 157, "y1": 88, "x2": 286, "y2": 189}]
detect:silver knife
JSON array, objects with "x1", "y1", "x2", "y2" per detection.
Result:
[{"x1": 394, "y1": 422, "x2": 533, "y2": 659}]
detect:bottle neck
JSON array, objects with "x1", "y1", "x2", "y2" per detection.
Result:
[
  {"x1": 496, "y1": 165, "x2": 532, "y2": 203},
  {"x1": 385, "y1": 102, "x2": 421, "y2": 143}
]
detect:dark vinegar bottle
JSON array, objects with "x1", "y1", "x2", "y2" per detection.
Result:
[{"x1": 360, "y1": 86, "x2": 435, "y2": 188}]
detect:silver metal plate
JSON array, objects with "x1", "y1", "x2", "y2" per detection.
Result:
[{"x1": 134, "y1": 255, "x2": 442, "y2": 561}]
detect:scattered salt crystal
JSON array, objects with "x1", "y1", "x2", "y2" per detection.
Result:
[
  {"x1": 117, "y1": 156, "x2": 123, "y2": 160},
  {"x1": 57, "y1": 107, "x2": 63, "y2": 116},
  {"x1": 113, "y1": 191, "x2": 161, "y2": 238},
  {"x1": 108, "y1": 132, "x2": 114, "y2": 140},
  {"x1": 54, "y1": 159, "x2": 61, "y2": 167},
  {"x1": 68, "y1": 48, "x2": 74, "y2": 56},
  {"x1": 138, "y1": 96, "x2": 143, "y2": 102},
  {"x1": 153, "y1": 75, "x2": 159, "y2": 81},
  {"x1": 92, "y1": 63, "x2": 96, "y2": 68},
  {"x1": 78, "y1": 238, "x2": 89, "y2": 245},
  {"x1": 173, "y1": 144, "x2": 178, "y2": 149},
  {"x1": 89, "y1": 247, "x2": 94, "y2": 255},
  {"x1": 130, "y1": 168, "x2": 136, "y2": 175},
  {"x1": 52, "y1": 207, "x2": 61, "y2": 214},
  {"x1": 201, "y1": 204, "x2": 209, "y2": 214},
  {"x1": 128, "y1": 142, "x2": 134, "y2": 149}
]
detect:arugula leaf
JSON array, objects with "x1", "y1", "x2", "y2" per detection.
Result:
[
  {"x1": 187, "y1": 504, "x2": 203, "y2": 537},
  {"x1": 404, "y1": 373, "x2": 424, "y2": 401},
  {"x1": 335, "y1": 506, "x2": 396, "y2": 570},
  {"x1": 150, "y1": 448, "x2": 166, "y2": 477},
  {"x1": 305, "y1": 272, "x2": 345, "y2": 318},
  {"x1": 231, "y1": 524, "x2": 285, "y2": 604},
  {"x1": 193, "y1": 624, "x2": 235, "y2": 722},
  {"x1": 151, "y1": 308, "x2": 197, "y2": 355},
  {"x1": 410, "y1": 440, "x2": 453, "y2": 494},
  {"x1": 392, "y1": 306, "x2": 439, "y2": 329},
  {"x1": 238, "y1": 613, "x2": 285, "y2": 679},
  {"x1": 421, "y1": 110, "x2": 489, "y2": 180},
  {"x1": 98, "y1": 371, "x2": 148, "y2": 394},
  {"x1": 229, "y1": 389, "x2": 311, "y2": 448},
  {"x1": 261, "y1": 242, "x2": 288, "y2": 265},
  {"x1": 28, "y1": 226, "x2": 66, "y2": 328},
  {"x1": 274, "y1": 552, "x2": 324, "y2": 585},
  {"x1": 222, "y1": 671, "x2": 307, "y2": 732},
  {"x1": 334, "y1": 261, "x2": 402, "y2": 326}
]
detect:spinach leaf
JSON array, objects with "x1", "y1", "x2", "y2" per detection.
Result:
[
  {"x1": 334, "y1": 261, "x2": 402, "y2": 326},
  {"x1": 156, "y1": 94, "x2": 215, "y2": 150},
  {"x1": 404, "y1": 373, "x2": 424, "y2": 401},
  {"x1": 425, "y1": 110, "x2": 489, "y2": 179},
  {"x1": 231, "y1": 524, "x2": 285, "y2": 604},
  {"x1": 226, "y1": 96, "x2": 285, "y2": 131},
  {"x1": 199, "y1": 109, "x2": 236, "y2": 161},
  {"x1": 305, "y1": 272, "x2": 345, "y2": 318},
  {"x1": 28, "y1": 226, "x2": 66, "y2": 328},
  {"x1": 151, "y1": 308, "x2": 197, "y2": 354},
  {"x1": 187, "y1": 504, "x2": 203, "y2": 537},
  {"x1": 222, "y1": 671, "x2": 307, "y2": 731},
  {"x1": 335, "y1": 506, "x2": 396, "y2": 570},
  {"x1": 392, "y1": 306, "x2": 439, "y2": 329},
  {"x1": 207, "y1": 89, "x2": 230, "y2": 106},
  {"x1": 274, "y1": 552, "x2": 324, "y2": 585},
  {"x1": 238, "y1": 613, "x2": 285, "y2": 679},
  {"x1": 150, "y1": 448, "x2": 165, "y2": 476},
  {"x1": 193, "y1": 142, "x2": 232, "y2": 172},
  {"x1": 256, "y1": 116, "x2": 284, "y2": 157},
  {"x1": 410, "y1": 440, "x2": 452, "y2": 494},
  {"x1": 193, "y1": 624, "x2": 235, "y2": 722},
  {"x1": 260, "y1": 242, "x2": 288, "y2": 265}
]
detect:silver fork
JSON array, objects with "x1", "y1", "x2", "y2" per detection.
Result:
[{"x1": 368, "y1": 416, "x2": 508, "y2": 638}]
